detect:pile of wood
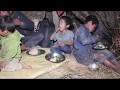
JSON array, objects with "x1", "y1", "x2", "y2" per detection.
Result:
[{"x1": 110, "y1": 27, "x2": 120, "y2": 58}]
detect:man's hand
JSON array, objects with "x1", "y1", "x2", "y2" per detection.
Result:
[
  {"x1": 14, "y1": 18, "x2": 22, "y2": 26},
  {"x1": 94, "y1": 53, "x2": 105, "y2": 58}
]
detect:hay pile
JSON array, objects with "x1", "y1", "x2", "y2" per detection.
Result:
[{"x1": 36, "y1": 55, "x2": 120, "y2": 79}]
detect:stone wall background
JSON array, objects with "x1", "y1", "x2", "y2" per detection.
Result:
[{"x1": 21, "y1": 11, "x2": 53, "y2": 22}]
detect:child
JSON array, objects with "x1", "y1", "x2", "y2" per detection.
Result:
[
  {"x1": 0, "y1": 16, "x2": 32, "y2": 72},
  {"x1": 73, "y1": 15, "x2": 120, "y2": 74},
  {"x1": 50, "y1": 16, "x2": 74, "y2": 55}
]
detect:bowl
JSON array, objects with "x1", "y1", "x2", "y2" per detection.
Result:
[
  {"x1": 45, "y1": 52, "x2": 65, "y2": 63},
  {"x1": 92, "y1": 44, "x2": 107, "y2": 50},
  {"x1": 88, "y1": 63, "x2": 99, "y2": 71},
  {"x1": 26, "y1": 49, "x2": 45, "y2": 56}
]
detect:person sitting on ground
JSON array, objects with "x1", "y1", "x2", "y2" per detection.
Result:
[
  {"x1": 0, "y1": 11, "x2": 34, "y2": 37},
  {"x1": 0, "y1": 16, "x2": 32, "y2": 71},
  {"x1": 50, "y1": 16, "x2": 74, "y2": 55},
  {"x1": 73, "y1": 15, "x2": 120, "y2": 74},
  {"x1": 0, "y1": 11, "x2": 52, "y2": 51},
  {"x1": 20, "y1": 16, "x2": 55, "y2": 51}
]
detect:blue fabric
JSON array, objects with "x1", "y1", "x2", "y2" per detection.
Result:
[
  {"x1": 74, "y1": 25, "x2": 97, "y2": 50},
  {"x1": 50, "y1": 45, "x2": 72, "y2": 55},
  {"x1": 50, "y1": 30, "x2": 74, "y2": 54},
  {"x1": 21, "y1": 32, "x2": 44, "y2": 48},
  {"x1": 16, "y1": 28, "x2": 34, "y2": 36},
  {"x1": 21, "y1": 28, "x2": 54, "y2": 48},
  {"x1": 13, "y1": 11, "x2": 34, "y2": 36},
  {"x1": 37, "y1": 27, "x2": 54, "y2": 48},
  {"x1": 54, "y1": 30, "x2": 74, "y2": 46}
]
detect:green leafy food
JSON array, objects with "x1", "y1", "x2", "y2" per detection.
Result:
[{"x1": 94, "y1": 44, "x2": 105, "y2": 49}]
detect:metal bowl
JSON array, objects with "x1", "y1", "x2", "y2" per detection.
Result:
[
  {"x1": 88, "y1": 63, "x2": 99, "y2": 71},
  {"x1": 26, "y1": 49, "x2": 45, "y2": 56},
  {"x1": 45, "y1": 53, "x2": 65, "y2": 63},
  {"x1": 92, "y1": 43, "x2": 107, "y2": 50}
]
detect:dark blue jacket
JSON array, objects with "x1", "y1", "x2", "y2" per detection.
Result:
[
  {"x1": 12, "y1": 11, "x2": 34, "y2": 36},
  {"x1": 73, "y1": 25, "x2": 98, "y2": 65}
]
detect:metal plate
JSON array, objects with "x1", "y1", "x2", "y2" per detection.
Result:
[
  {"x1": 45, "y1": 53, "x2": 65, "y2": 63},
  {"x1": 26, "y1": 49, "x2": 45, "y2": 56},
  {"x1": 92, "y1": 44, "x2": 107, "y2": 50}
]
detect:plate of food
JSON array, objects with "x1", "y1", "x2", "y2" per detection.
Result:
[
  {"x1": 92, "y1": 44, "x2": 107, "y2": 50},
  {"x1": 45, "y1": 53, "x2": 65, "y2": 63},
  {"x1": 26, "y1": 48, "x2": 45, "y2": 56}
]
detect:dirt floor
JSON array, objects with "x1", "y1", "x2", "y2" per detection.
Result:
[
  {"x1": 21, "y1": 11, "x2": 120, "y2": 79},
  {"x1": 36, "y1": 54, "x2": 120, "y2": 79}
]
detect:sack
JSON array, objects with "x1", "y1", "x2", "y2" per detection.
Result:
[
  {"x1": 37, "y1": 17, "x2": 55, "y2": 31},
  {"x1": 37, "y1": 16, "x2": 55, "y2": 48}
]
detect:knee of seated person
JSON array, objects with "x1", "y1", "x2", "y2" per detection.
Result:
[
  {"x1": 106, "y1": 52, "x2": 115, "y2": 60},
  {"x1": 66, "y1": 51, "x2": 72, "y2": 54},
  {"x1": 62, "y1": 48, "x2": 72, "y2": 54},
  {"x1": 50, "y1": 47, "x2": 61, "y2": 54},
  {"x1": 61, "y1": 45, "x2": 70, "y2": 49},
  {"x1": 50, "y1": 47, "x2": 56, "y2": 52},
  {"x1": 104, "y1": 50, "x2": 114, "y2": 56},
  {"x1": 109, "y1": 55, "x2": 116, "y2": 61},
  {"x1": 37, "y1": 33, "x2": 44, "y2": 38}
]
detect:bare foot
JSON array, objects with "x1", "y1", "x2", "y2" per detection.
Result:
[
  {"x1": 21, "y1": 62, "x2": 32, "y2": 69},
  {"x1": 0, "y1": 61, "x2": 7, "y2": 69}
]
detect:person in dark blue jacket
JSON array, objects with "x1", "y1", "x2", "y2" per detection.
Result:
[
  {"x1": 0, "y1": 11, "x2": 54, "y2": 51},
  {"x1": 73, "y1": 15, "x2": 120, "y2": 74}
]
